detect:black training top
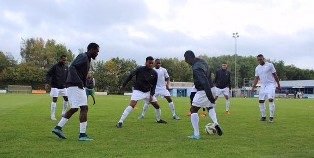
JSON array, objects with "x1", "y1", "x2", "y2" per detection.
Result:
[
  {"x1": 192, "y1": 58, "x2": 215, "y2": 103},
  {"x1": 45, "y1": 62, "x2": 68, "y2": 89},
  {"x1": 214, "y1": 69, "x2": 231, "y2": 89},
  {"x1": 66, "y1": 52, "x2": 91, "y2": 88},
  {"x1": 122, "y1": 66, "x2": 158, "y2": 96}
]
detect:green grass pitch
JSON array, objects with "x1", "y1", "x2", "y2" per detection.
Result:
[{"x1": 0, "y1": 94, "x2": 313, "y2": 158}]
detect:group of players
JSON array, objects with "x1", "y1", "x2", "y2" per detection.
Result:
[{"x1": 46, "y1": 43, "x2": 281, "y2": 141}]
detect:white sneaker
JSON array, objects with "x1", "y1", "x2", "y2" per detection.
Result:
[{"x1": 51, "y1": 116, "x2": 57, "y2": 121}]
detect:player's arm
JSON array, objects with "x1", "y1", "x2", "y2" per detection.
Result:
[
  {"x1": 120, "y1": 68, "x2": 138, "y2": 91},
  {"x1": 228, "y1": 71, "x2": 232, "y2": 90},
  {"x1": 194, "y1": 68, "x2": 215, "y2": 103},
  {"x1": 150, "y1": 71, "x2": 158, "y2": 97},
  {"x1": 165, "y1": 77, "x2": 170, "y2": 90},
  {"x1": 45, "y1": 65, "x2": 55, "y2": 89},
  {"x1": 72, "y1": 55, "x2": 88, "y2": 89},
  {"x1": 251, "y1": 76, "x2": 259, "y2": 93},
  {"x1": 273, "y1": 72, "x2": 281, "y2": 91}
]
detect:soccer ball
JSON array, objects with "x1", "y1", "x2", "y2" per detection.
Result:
[{"x1": 205, "y1": 123, "x2": 217, "y2": 135}]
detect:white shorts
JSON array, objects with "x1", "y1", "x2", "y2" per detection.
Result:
[
  {"x1": 67, "y1": 87, "x2": 88, "y2": 108},
  {"x1": 192, "y1": 88, "x2": 216, "y2": 108},
  {"x1": 50, "y1": 88, "x2": 67, "y2": 97},
  {"x1": 215, "y1": 87, "x2": 230, "y2": 97},
  {"x1": 154, "y1": 88, "x2": 171, "y2": 97},
  {"x1": 131, "y1": 90, "x2": 157, "y2": 102},
  {"x1": 259, "y1": 84, "x2": 276, "y2": 100}
]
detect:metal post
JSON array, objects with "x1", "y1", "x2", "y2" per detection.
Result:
[{"x1": 232, "y1": 32, "x2": 239, "y2": 89}]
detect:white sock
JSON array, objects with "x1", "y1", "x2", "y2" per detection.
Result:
[
  {"x1": 62, "y1": 101, "x2": 68, "y2": 115},
  {"x1": 51, "y1": 102, "x2": 56, "y2": 117},
  {"x1": 208, "y1": 108, "x2": 218, "y2": 125},
  {"x1": 141, "y1": 102, "x2": 150, "y2": 117},
  {"x1": 118, "y1": 106, "x2": 133, "y2": 123},
  {"x1": 191, "y1": 113, "x2": 200, "y2": 136},
  {"x1": 169, "y1": 102, "x2": 176, "y2": 116},
  {"x1": 80, "y1": 122, "x2": 87, "y2": 133},
  {"x1": 155, "y1": 108, "x2": 161, "y2": 121},
  {"x1": 269, "y1": 102, "x2": 275, "y2": 117},
  {"x1": 226, "y1": 99, "x2": 230, "y2": 112},
  {"x1": 259, "y1": 103, "x2": 266, "y2": 117},
  {"x1": 57, "y1": 117, "x2": 68, "y2": 127}
]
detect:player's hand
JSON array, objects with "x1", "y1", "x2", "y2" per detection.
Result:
[
  {"x1": 119, "y1": 85, "x2": 125, "y2": 92},
  {"x1": 149, "y1": 95, "x2": 153, "y2": 102},
  {"x1": 277, "y1": 85, "x2": 281, "y2": 91},
  {"x1": 250, "y1": 87, "x2": 255, "y2": 94},
  {"x1": 44, "y1": 84, "x2": 49, "y2": 90}
]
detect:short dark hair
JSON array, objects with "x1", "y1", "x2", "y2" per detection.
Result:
[
  {"x1": 184, "y1": 50, "x2": 195, "y2": 59},
  {"x1": 60, "y1": 54, "x2": 67, "y2": 59},
  {"x1": 87, "y1": 43, "x2": 99, "y2": 51},
  {"x1": 146, "y1": 56, "x2": 154, "y2": 61},
  {"x1": 155, "y1": 58, "x2": 160, "y2": 62},
  {"x1": 257, "y1": 54, "x2": 264, "y2": 58}
]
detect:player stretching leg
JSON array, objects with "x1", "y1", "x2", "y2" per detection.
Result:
[
  {"x1": 117, "y1": 56, "x2": 167, "y2": 128},
  {"x1": 184, "y1": 50, "x2": 223, "y2": 140}
]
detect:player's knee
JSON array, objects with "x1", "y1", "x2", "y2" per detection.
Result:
[
  {"x1": 259, "y1": 100, "x2": 265, "y2": 103},
  {"x1": 52, "y1": 97, "x2": 58, "y2": 102},
  {"x1": 269, "y1": 99, "x2": 274, "y2": 102},
  {"x1": 71, "y1": 108, "x2": 79, "y2": 112},
  {"x1": 63, "y1": 96, "x2": 68, "y2": 101}
]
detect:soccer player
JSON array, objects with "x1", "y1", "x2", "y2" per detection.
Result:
[
  {"x1": 86, "y1": 72, "x2": 96, "y2": 105},
  {"x1": 45, "y1": 55, "x2": 69, "y2": 121},
  {"x1": 117, "y1": 56, "x2": 167, "y2": 128},
  {"x1": 52, "y1": 43, "x2": 99, "y2": 141},
  {"x1": 251, "y1": 54, "x2": 281, "y2": 123},
  {"x1": 139, "y1": 59, "x2": 180, "y2": 120},
  {"x1": 184, "y1": 50, "x2": 223, "y2": 140},
  {"x1": 214, "y1": 63, "x2": 232, "y2": 115}
]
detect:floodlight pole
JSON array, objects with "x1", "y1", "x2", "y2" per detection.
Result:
[{"x1": 233, "y1": 32, "x2": 239, "y2": 89}]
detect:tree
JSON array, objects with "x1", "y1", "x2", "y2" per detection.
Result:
[
  {"x1": 0, "y1": 51, "x2": 16, "y2": 73},
  {"x1": 20, "y1": 38, "x2": 74, "y2": 69}
]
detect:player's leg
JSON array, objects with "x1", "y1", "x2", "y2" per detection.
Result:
[
  {"x1": 117, "y1": 100, "x2": 137, "y2": 128},
  {"x1": 189, "y1": 105, "x2": 201, "y2": 139},
  {"x1": 62, "y1": 96, "x2": 69, "y2": 116},
  {"x1": 268, "y1": 85, "x2": 276, "y2": 123},
  {"x1": 165, "y1": 96, "x2": 180, "y2": 120},
  {"x1": 91, "y1": 89, "x2": 96, "y2": 105},
  {"x1": 49, "y1": 88, "x2": 58, "y2": 120},
  {"x1": 139, "y1": 101, "x2": 150, "y2": 119},
  {"x1": 224, "y1": 88, "x2": 231, "y2": 115},
  {"x1": 187, "y1": 92, "x2": 196, "y2": 116},
  {"x1": 259, "y1": 86, "x2": 267, "y2": 121},
  {"x1": 151, "y1": 101, "x2": 167, "y2": 123},
  {"x1": 78, "y1": 105, "x2": 93, "y2": 141},
  {"x1": 52, "y1": 87, "x2": 81, "y2": 139},
  {"x1": 59, "y1": 88, "x2": 69, "y2": 116},
  {"x1": 51, "y1": 97, "x2": 58, "y2": 120},
  {"x1": 224, "y1": 95, "x2": 231, "y2": 115},
  {"x1": 207, "y1": 106, "x2": 223, "y2": 136}
]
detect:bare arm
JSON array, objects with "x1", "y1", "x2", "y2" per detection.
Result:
[
  {"x1": 166, "y1": 77, "x2": 170, "y2": 90},
  {"x1": 273, "y1": 72, "x2": 281, "y2": 91},
  {"x1": 251, "y1": 76, "x2": 259, "y2": 93}
]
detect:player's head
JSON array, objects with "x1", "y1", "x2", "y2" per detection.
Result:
[
  {"x1": 221, "y1": 63, "x2": 228, "y2": 70},
  {"x1": 184, "y1": 50, "x2": 195, "y2": 66},
  {"x1": 257, "y1": 54, "x2": 265, "y2": 65},
  {"x1": 155, "y1": 59, "x2": 161, "y2": 69},
  {"x1": 59, "y1": 54, "x2": 67, "y2": 65},
  {"x1": 145, "y1": 56, "x2": 154, "y2": 69},
  {"x1": 87, "y1": 43, "x2": 99, "y2": 60}
]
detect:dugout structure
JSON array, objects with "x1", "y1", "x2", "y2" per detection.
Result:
[{"x1": 8, "y1": 85, "x2": 32, "y2": 94}]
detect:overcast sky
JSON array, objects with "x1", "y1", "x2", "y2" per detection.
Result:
[{"x1": 1, "y1": 0, "x2": 313, "y2": 69}]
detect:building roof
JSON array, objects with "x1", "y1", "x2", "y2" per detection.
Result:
[{"x1": 280, "y1": 80, "x2": 314, "y2": 88}]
